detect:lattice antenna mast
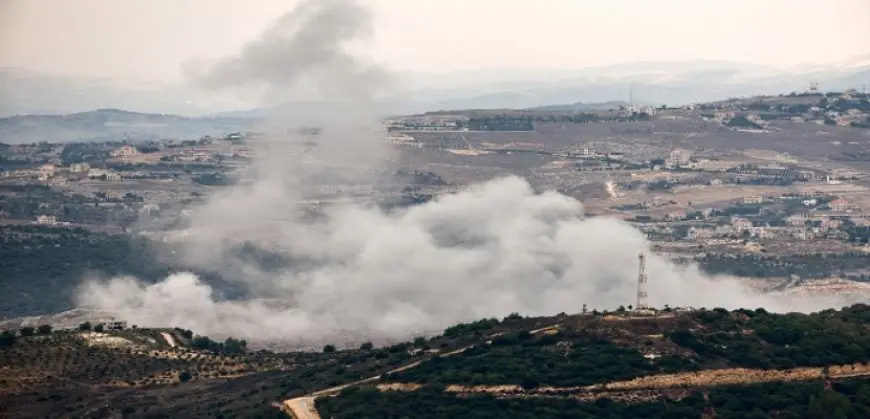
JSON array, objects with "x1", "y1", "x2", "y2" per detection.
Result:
[{"x1": 636, "y1": 252, "x2": 649, "y2": 310}]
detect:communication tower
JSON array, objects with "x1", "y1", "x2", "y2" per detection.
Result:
[{"x1": 636, "y1": 252, "x2": 649, "y2": 310}]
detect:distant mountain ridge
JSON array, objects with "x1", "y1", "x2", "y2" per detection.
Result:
[
  {"x1": 1, "y1": 57, "x2": 868, "y2": 119},
  {"x1": 0, "y1": 108, "x2": 254, "y2": 144}
]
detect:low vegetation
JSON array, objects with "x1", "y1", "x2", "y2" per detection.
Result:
[
  {"x1": 319, "y1": 378, "x2": 870, "y2": 418},
  {"x1": 3, "y1": 304, "x2": 870, "y2": 417}
]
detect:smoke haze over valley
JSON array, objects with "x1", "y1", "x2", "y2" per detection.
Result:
[{"x1": 69, "y1": 0, "x2": 860, "y2": 348}]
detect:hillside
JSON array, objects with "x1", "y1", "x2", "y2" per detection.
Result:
[
  {"x1": 0, "y1": 108, "x2": 254, "y2": 144},
  {"x1": 3, "y1": 304, "x2": 870, "y2": 418}
]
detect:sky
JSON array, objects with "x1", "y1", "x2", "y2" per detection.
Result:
[{"x1": 1, "y1": 0, "x2": 869, "y2": 82}]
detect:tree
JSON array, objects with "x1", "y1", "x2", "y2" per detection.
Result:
[
  {"x1": 808, "y1": 391, "x2": 852, "y2": 419},
  {"x1": 323, "y1": 344, "x2": 336, "y2": 353},
  {"x1": 223, "y1": 337, "x2": 247, "y2": 354},
  {"x1": 520, "y1": 378, "x2": 539, "y2": 390},
  {"x1": 36, "y1": 324, "x2": 52, "y2": 334},
  {"x1": 359, "y1": 342, "x2": 374, "y2": 351},
  {"x1": 93, "y1": 323, "x2": 104, "y2": 333},
  {"x1": 0, "y1": 330, "x2": 15, "y2": 347},
  {"x1": 179, "y1": 371, "x2": 192, "y2": 383},
  {"x1": 19, "y1": 326, "x2": 35, "y2": 337},
  {"x1": 78, "y1": 321, "x2": 92, "y2": 331}
]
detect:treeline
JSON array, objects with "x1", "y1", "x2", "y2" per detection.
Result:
[
  {"x1": 0, "y1": 225, "x2": 273, "y2": 318},
  {"x1": 190, "y1": 335, "x2": 248, "y2": 355},
  {"x1": 697, "y1": 252, "x2": 870, "y2": 278},
  {"x1": 461, "y1": 112, "x2": 652, "y2": 131},
  {"x1": 668, "y1": 305, "x2": 870, "y2": 369},
  {"x1": 466, "y1": 116, "x2": 534, "y2": 131},
  {"x1": 319, "y1": 378, "x2": 870, "y2": 419},
  {"x1": 0, "y1": 226, "x2": 170, "y2": 318},
  {"x1": 388, "y1": 336, "x2": 693, "y2": 388},
  {"x1": 391, "y1": 304, "x2": 870, "y2": 389}
]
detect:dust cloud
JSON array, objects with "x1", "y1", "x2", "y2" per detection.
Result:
[{"x1": 76, "y1": 0, "x2": 843, "y2": 348}]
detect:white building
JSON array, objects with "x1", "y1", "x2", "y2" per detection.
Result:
[
  {"x1": 666, "y1": 149, "x2": 692, "y2": 168},
  {"x1": 111, "y1": 145, "x2": 137, "y2": 157},
  {"x1": 70, "y1": 162, "x2": 91, "y2": 173},
  {"x1": 744, "y1": 196, "x2": 763, "y2": 204},
  {"x1": 386, "y1": 134, "x2": 422, "y2": 148},
  {"x1": 731, "y1": 217, "x2": 753, "y2": 232},
  {"x1": 39, "y1": 164, "x2": 56, "y2": 175},
  {"x1": 36, "y1": 215, "x2": 57, "y2": 225}
]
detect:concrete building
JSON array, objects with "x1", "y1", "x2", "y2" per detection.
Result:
[
  {"x1": 70, "y1": 162, "x2": 91, "y2": 173},
  {"x1": 714, "y1": 111, "x2": 736, "y2": 120},
  {"x1": 111, "y1": 145, "x2": 137, "y2": 157},
  {"x1": 39, "y1": 164, "x2": 56, "y2": 175},
  {"x1": 36, "y1": 215, "x2": 57, "y2": 225},
  {"x1": 744, "y1": 195, "x2": 763, "y2": 204},
  {"x1": 666, "y1": 149, "x2": 692, "y2": 168},
  {"x1": 386, "y1": 134, "x2": 422, "y2": 148},
  {"x1": 666, "y1": 209, "x2": 687, "y2": 220},
  {"x1": 731, "y1": 217, "x2": 753, "y2": 232}
]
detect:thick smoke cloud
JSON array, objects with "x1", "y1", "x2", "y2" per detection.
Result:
[
  {"x1": 185, "y1": 0, "x2": 391, "y2": 106},
  {"x1": 77, "y1": 0, "x2": 845, "y2": 348},
  {"x1": 79, "y1": 176, "x2": 839, "y2": 347}
]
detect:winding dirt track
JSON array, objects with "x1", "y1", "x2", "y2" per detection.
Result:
[
  {"x1": 279, "y1": 320, "x2": 870, "y2": 419},
  {"x1": 281, "y1": 324, "x2": 561, "y2": 419},
  {"x1": 375, "y1": 363, "x2": 870, "y2": 396}
]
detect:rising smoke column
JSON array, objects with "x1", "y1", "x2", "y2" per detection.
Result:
[{"x1": 77, "y1": 0, "x2": 842, "y2": 348}]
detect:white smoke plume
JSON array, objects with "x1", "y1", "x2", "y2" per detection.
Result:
[{"x1": 77, "y1": 0, "x2": 848, "y2": 349}]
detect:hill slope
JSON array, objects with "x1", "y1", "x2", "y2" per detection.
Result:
[
  {"x1": 3, "y1": 304, "x2": 870, "y2": 417},
  {"x1": 0, "y1": 108, "x2": 254, "y2": 144}
]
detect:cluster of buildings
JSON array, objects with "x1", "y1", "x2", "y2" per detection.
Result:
[
  {"x1": 707, "y1": 90, "x2": 870, "y2": 128},
  {"x1": 385, "y1": 115, "x2": 470, "y2": 131},
  {"x1": 644, "y1": 192, "x2": 868, "y2": 248}
]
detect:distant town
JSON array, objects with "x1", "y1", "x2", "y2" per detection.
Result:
[{"x1": 2, "y1": 88, "x2": 870, "y2": 296}]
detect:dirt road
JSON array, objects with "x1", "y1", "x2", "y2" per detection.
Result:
[
  {"x1": 283, "y1": 397, "x2": 318, "y2": 419},
  {"x1": 374, "y1": 362, "x2": 870, "y2": 398},
  {"x1": 160, "y1": 332, "x2": 177, "y2": 348},
  {"x1": 279, "y1": 324, "x2": 561, "y2": 418}
]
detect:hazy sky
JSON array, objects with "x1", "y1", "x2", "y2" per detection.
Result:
[{"x1": 2, "y1": 0, "x2": 869, "y2": 82}]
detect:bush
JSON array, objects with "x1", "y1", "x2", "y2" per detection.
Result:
[
  {"x1": 0, "y1": 330, "x2": 16, "y2": 346},
  {"x1": 179, "y1": 371, "x2": 192, "y2": 383}
]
